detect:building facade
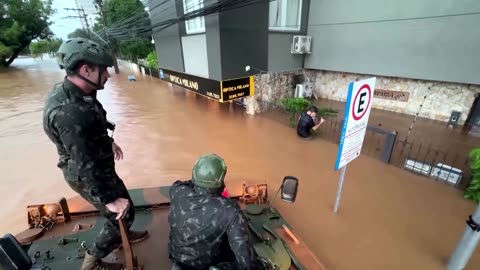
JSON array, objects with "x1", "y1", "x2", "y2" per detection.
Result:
[{"x1": 149, "y1": 0, "x2": 480, "y2": 126}]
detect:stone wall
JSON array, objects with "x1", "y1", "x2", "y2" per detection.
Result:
[
  {"x1": 245, "y1": 68, "x2": 480, "y2": 124},
  {"x1": 244, "y1": 69, "x2": 317, "y2": 115},
  {"x1": 313, "y1": 70, "x2": 480, "y2": 124}
]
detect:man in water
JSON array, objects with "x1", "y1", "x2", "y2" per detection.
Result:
[
  {"x1": 168, "y1": 153, "x2": 261, "y2": 270},
  {"x1": 43, "y1": 38, "x2": 148, "y2": 270},
  {"x1": 297, "y1": 105, "x2": 325, "y2": 139}
]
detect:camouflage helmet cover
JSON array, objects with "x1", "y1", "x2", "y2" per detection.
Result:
[
  {"x1": 192, "y1": 154, "x2": 227, "y2": 189},
  {"x1": 56, "y1": 37, "x2": 113, "y2": 71}
]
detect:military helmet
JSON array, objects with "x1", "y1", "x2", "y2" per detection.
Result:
[
  {"x1": 192, "y1": 154, "x2": 227, "y2": 189},
  {"x1": 56, "y1": 38, "x2": 113, "y2": 71}
]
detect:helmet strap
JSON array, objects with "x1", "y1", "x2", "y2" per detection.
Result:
[{"x1": 75, "y1": 72, "x2": 102, "y2": 90}]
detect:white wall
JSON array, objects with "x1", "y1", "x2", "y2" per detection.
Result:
[{"x1": 181, "y1": 34, "x2": 209, "y2": 78}]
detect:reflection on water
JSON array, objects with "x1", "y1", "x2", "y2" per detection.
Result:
[{"x1": 1, "y1": 57, "x2": 479, "y2": 269}]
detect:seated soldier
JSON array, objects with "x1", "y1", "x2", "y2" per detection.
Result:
[
  {"x1": 296, "y1": 105, "x2": 325, "y2": 139},
  {"x1": 168, "y1": 154, "x2": 259, "y2": 270}
]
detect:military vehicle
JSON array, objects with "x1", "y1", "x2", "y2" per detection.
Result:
[{"x1": 0, "y1": 176, "x2": 326, "y2": 270}]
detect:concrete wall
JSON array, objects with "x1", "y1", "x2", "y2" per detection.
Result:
[
  {"x1": 219, "y1": 1, "x2": 269, "y2": 80},
  {"x1": 206, "y1": 13, "x2": 222, "y2": 80},
  {"x1": 267, "y1": 0, "x2": 310, "y2": 72},
  {"x1": 150, "y1": 0, "x2": 184, "y2": 72},
  {"x1": 268, "y1": 34, "x2": 304, "y2": 72},
  {"x1": 304, "y1": 0, "x2": 480, "y2": 85},
  {"x1": 181, "y1": 34, "x2": 209, "y2": 78},
  {"x1": 314, "y1": 70, "x2": 480, "y2": 124}
]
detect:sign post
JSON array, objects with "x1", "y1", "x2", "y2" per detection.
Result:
[
  {"x1": 447, "y1": 203, "x2": 480, "y2": 270},
  {"x1": 333, "y1": 77, "x2": 376, "y2": 213}
]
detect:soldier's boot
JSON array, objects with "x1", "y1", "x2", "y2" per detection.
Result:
[
  {"x1": 115, "y1": 230, "x2": 149, "y2": 251},
  {"x1": 128, "y1": 229, "x2": 149, "y2": 244},
  {"x1": 80, "y1": 252, "x2": 123, "y2": 270}
]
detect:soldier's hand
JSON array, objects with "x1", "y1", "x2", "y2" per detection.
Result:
[
  {"x1": 112, "y1": 142, "x2": 123, "y2": 161},
  {"x1": 106, "y1": 198, "x2": 130, "y2": 220}
]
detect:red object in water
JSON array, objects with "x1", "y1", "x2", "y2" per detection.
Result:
[{"x1": 222, "y1": 187, "x2": 230, "y2": 198}]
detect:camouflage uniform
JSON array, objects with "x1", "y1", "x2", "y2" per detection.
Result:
[
  {"x1": 168, "y1": 180, "x2": 257, "y2": 270},
  {"x1": 43, "y1": 77, "x2": 135, "y2": 258}
]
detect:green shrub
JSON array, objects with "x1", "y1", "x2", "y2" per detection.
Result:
[
  {"x1": 277, "y1": 97, "x2": 338, "y2": 127},
  {"x1": 464, "y1": 148, "x2": 480, "y2": 203},
  {"x1": 146, "y1": 51, "x2": 158, "y2": 70},
  {"x1": 278, "y1": 97, "x2": 310, "y2": 127}
]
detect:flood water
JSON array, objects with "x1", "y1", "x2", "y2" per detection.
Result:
[{"x1": 1, "y1": 57, "x2": 479, "y2": 269}]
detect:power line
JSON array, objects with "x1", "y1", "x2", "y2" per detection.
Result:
[
  {"x1": 106, "y1": 0, "x2": 270, "y2": 41},
  {"x1": 107, "y1": 0, "x2": 480, "y2": 42},
  {"x1": 64, "y1": 7, "x2": 90, "y2": 30},
  {"x1": 95, "y1": 0, "x2": 120, "y2": 74},
  {"x1": 306, "y1": 11, "x2": 480, "y2": 27}
]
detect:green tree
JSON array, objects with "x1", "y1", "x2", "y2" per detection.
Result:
[
  {"x1": 68, "y1": 29, "x2": 109, "y2": 48},
  {"x1": 30, "y1": 40, "x2": 48, "y2": 59},
  {"x1": 30, "y1": 38, "x2": 63, "y2": 59},
  {"x1": 119, "y1": 40, "x2": 153, "y2": 61},
  {"x1": 98, "y1": 0, "x2": 154, "y2": 62},
  {"x1": 0, "y1": 0, "x2": 55, "y2": 67},
  {"x1": 46, "y1": 38, "x2": 63, "y2": 56},
  {"x1": 68, "y1": 28, "x2": 89, "y2": 39},
  {"x1": 146, "y1": 51, "x2": 158, "y2": 70},
  {"x1": 464, "y1": 148, "x2": 480, "y2": 203}
]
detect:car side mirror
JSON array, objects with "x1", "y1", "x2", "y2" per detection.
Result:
[{"x1": 280, "y1": 176, "x2": 298, "y2": 203}]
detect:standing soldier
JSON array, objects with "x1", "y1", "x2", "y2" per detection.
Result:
[{"x1": 43, "y1": 38, "x2": 148, "y2": 270}]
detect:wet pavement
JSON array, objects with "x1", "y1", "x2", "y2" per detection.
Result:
[{"x1": 0, "y1": 57, "x2": 479, "y2": 269}]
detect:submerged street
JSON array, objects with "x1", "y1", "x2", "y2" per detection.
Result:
[{"x1": 1, "y1": 57, "x2": 479, "y2": 269}]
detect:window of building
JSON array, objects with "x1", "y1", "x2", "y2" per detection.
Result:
[
  {"x1": 183, "y1": 0, "x2": 205, "y2": 34},
  {"x1": 269, "y1": 0, "x2": 302, "y2": 31}
]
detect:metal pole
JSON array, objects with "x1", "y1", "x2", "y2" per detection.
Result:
[
  {"x1": 96, "y1": 1, "x2": 119, "y2": 74},
  {"x1": 447, "y1": 203, "x2": 480, "y2": 270},
  {"x1": 333, "y1": 165, "x2": 347, "y2": 213}
]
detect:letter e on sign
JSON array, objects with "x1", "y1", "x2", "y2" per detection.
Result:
[
  {"x1": 334, "y1": 77, "x2": 376, "y2": 171},
  {"x1": 352, "y1": 84, "x2": 372, "y2": 121}
]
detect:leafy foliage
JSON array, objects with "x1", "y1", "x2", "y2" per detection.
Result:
[
  {"x1": 68, "y1": 29, "x2": 93, "y2": 40},
  {"x1": 67, "y1": 28, "x2": 110, "y2": 50},
  {"x1": 146, "y1": 51, "x2": 158, "y2": 70},
  {"x1": 96, "y1": 0, "x2": 154, "y2": 61},
  {"x1": 278, "y1": 97, "x2": 338, "y2": 127},
  {"x1": 0, "y1": 0, "x2": 55, "y2": 67},
  {"x1": 30, "y1": 38, "x2": 63, "y2": 58},
  {"x1": 118, "y1": 40, "x2": 153, "y2": 61},
  {"x1": 464, "y1": 148, "x2": 480, "y2": 203}
]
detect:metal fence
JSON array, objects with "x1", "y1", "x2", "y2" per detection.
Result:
[
  {"x1": 306, "y1": 115, "x2": 472, "y2": 189},
  {"x1": 137, "y1": 64, "x2": 160, "y2": 78},
  {"x1": 389, "y1": 137, "x2": 470, "y2": 189}
]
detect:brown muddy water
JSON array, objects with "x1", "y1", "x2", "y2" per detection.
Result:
[{"x1": 1, "y1": 57, "x2": 479, "y2": 269}]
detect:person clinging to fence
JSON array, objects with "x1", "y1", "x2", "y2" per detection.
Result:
[{"x1": 297, "y1": 105, "x2": 325, "y2": 139}]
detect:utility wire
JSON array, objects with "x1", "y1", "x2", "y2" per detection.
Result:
[
  {"x1": 110, "y1": 0, "x2": 269, "y2": 40},
  {"x1": 107, "y1": 0, "x2": 268, "y2": 35},
  {"x1": 105, "y1": 0, "x2": 480, "y2": 42},
  {"x1": 306, "y1": 11, "x2": 480, "y2": 27}
]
